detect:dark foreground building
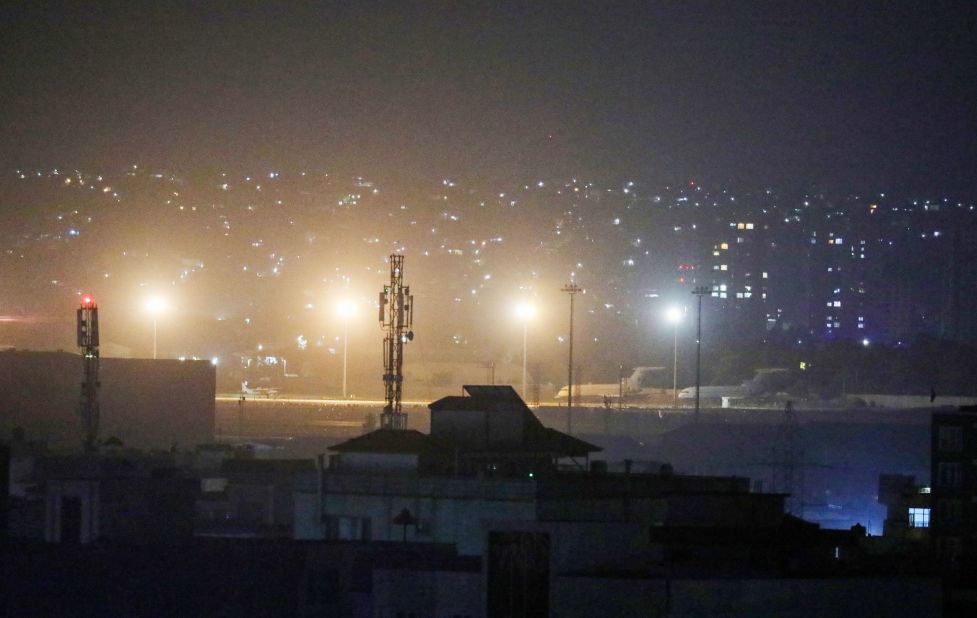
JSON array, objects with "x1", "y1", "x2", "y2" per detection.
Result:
[
  {"x1": 0, "y1": 350, "x2": 215, "y2": 450},
  {"x1": 0, "y1": 386, "x2": 946, "y2": 616}
]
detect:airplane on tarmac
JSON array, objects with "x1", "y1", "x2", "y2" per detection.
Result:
[{"x1": 555, "y1": 366, "x2": 668, "y2": 403}]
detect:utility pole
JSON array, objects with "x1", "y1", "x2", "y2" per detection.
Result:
[
  {"x1": 782, "y1": 400, "x2": 796, "y2": 515},
  {"x1": 692, "y1": 286, "x2": 711, "y2": 424},
  {"x1": 618, "y1": 363, "x2": 624, "y2": 413},
  {"x1": 561, "y1": 282, "x2": 581, "y2": 434},
  {"x1": 483, "y1": 360, "x2": 496, "y2": 385}
]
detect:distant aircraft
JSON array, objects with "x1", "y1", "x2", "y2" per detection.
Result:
[
  {"x1": 677, "y1": 368, "x2": 791, "y2": 401},
  {"x1": 555, "y1": 367, "x2": 667, "y2": 403},
  {"x1": 240, "y1": 380, "x2": 280, "y2": 399}
]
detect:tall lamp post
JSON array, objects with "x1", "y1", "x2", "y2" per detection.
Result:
[
  {"x1": 514, "y1": 302, "x2": 535, "y2": 400},
  {"x1": 665, "y1": 306, "x2": 684, "y2": 406},
  {"x1": 691, "y1": 286, "x2": 711, "y2": 424},
  {"x1": 561, "y1": 282, "x2": 582, "y2": 434},
  {"x1": 337, "y1": 299, "x2": 357, "y2": 399},
  {"x1": 146, "y1": 296, "x2": 169, "y2": 359}
]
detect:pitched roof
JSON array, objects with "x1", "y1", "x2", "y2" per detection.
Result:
[
  {"x1": 329, "y1": 429, "x2": 431, "y2": 454},
  {"x1": 531, "y1": 427, "x2": 601, "y2": 457},
  {"x1": 430, "y1": 384, "x2": 601, "y2": 457}
]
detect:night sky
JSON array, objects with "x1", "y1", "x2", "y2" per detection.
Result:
[{"x1": 2, "y1": 1, "x2": 976, "y2": 192}]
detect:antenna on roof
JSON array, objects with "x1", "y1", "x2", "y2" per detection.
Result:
[
  {"x1": 379, "y1": 255, "x2": 413, "y2": 430},
  {"x1": 77, "y1": 294, "x2": 100, "y2": 452}
]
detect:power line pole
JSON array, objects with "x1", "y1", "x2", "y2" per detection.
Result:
[
  {"x1": 561, "y1": 282, "x2": 581, "y2": 434},
  {"x1": 692, "y1": 286, "x2": 711, "y2": 424}
]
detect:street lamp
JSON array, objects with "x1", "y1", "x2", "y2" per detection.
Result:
[
  {"x1": 337, "y1": 299, "x2": 357, "y2": 398},
  {"x1": 513, "y1": 302, "x2": 536, "y2": 399},
  {"x1": 561, "y1": 282, "x2": 582, "y2": 434},
  {"x1": 145, "y1": 296, "x2": 169, "y2": 359},
  {"x1": 664, "y1": 306, "x2": 684, "y2": 406}
]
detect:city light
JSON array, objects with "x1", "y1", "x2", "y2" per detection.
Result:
[
  {"x1": 513, "y1": 301, "x2": 535, "y2": 322},
  {"x1": 146, "y1": 296, "x2": 169, "y2": 317},
  {"x1": 337, "y1": 299, "x2": 357, "y2": 320}
]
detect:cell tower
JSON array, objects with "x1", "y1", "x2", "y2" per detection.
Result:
[
  {"x1": 378, "y1": 255, "x2": 414, "y2": 430},
  {"x1": 76, "y1": 294, "x2": 100, "y2": 452}
]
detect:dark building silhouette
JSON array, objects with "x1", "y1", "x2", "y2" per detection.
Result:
[
  {"x1": 0, "y1": 351, "x2": 215, "y2": 450},
  {"x1": 931, "y1": 407, "x2": 977, "y2": 564}
]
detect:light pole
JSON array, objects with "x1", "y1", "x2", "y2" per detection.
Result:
[
  {"x1": 692, "y1": 286, "x2": 711, "y2": 424},
  {"x1": 514, "y1": 302, "x2": 535, "y2": 400},
  {"x1": 665, "y1": 306, "x2": 683, "y2": 406},
  {"x1": 337, "y1": 299, "x2": 357, "y2": 399},
  {"x1": 561, "y1": 282, "x2": 582, "y2": 434},
  {"x1": 146, "y1": 296, "x2": 169, "y2": 359}
]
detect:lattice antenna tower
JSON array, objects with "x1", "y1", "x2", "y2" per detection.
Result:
[
  {"x1": 77, "y1": 294, "x2": 100, "y2": 452},
  {"x1": 378, "y1": 255, "x2": 414, "y2": 430}
]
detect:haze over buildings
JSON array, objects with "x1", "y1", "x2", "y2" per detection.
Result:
[{"x1": 2, "y1": 2, "x2": 976, "y2": 387}]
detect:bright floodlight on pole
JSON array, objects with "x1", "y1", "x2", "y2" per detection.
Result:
[
  {"x1": 337, "y1": 299, "x2": 357, "y2": 398},
  {"x1": 664, "y1": 306, "x2": 683, "y2": 406},
  {"x1": 145, "y1": 296, "x2": 169, "y2": 359},
  {"x1": 513, "y1": 301, "x2": 536, "y2": 400}
]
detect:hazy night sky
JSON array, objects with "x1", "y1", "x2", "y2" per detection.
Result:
[{"x1": 2, "y1": 1, "x2": 975, "y2": 192}]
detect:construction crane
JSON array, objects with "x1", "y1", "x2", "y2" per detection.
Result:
[{"x1": 378, "y1": 255, "x2": 413, "y2": 430}]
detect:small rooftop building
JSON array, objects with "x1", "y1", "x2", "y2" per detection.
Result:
[{"x1": 328, "y1": 385, "x2": 601, "y2": 479}]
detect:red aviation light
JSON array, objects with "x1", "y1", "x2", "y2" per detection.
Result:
[{"x1": 80, "y1": 294, "x2": 95, "y2": 307}]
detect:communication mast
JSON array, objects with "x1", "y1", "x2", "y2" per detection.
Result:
[
  {"x1": 76, "y1": 294, "x2": 100, "y2": 452},
  {"x1": 378, "y1": 255, "x2": 413, "y2": 430}
]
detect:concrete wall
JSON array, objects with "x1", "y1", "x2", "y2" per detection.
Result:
[
  {"x1": 853, "y1": 393, "x2": 977, "y2": 408},
  {"x1": 316, "y1": 474, "x2": 536, "y2": 555},
  {"x1": 554, "y1": 575, "x2": 942, "y2": 617},
  {"x1": 340, "y1": 452, "x2": 418, "y2": 474},
  {"x1": 0, "y1": 350, "x2": 215, "y2": 449},
  {"x1": 431, "y1": 408, "x2": 488, "y2": 448},
  {"x1": 372, "y1": 568, "x2": 481, "y2": 618}
]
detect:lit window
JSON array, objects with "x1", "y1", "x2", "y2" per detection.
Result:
[
  {"x1": 746, "y1": 223, "x2": 754, "y2": 230},
  {"x1": 720, "y1": 242, "x2": 729, "y2": 250},
  {"x1": 908, "y1": 508, "x2": 930, "y2": 528},
  {"x1": 720, "y1": 264, "x2": 728, "y2": 271},
  {"x1": 762, "y1": 272, "x2": 768, "y2": 279}
]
